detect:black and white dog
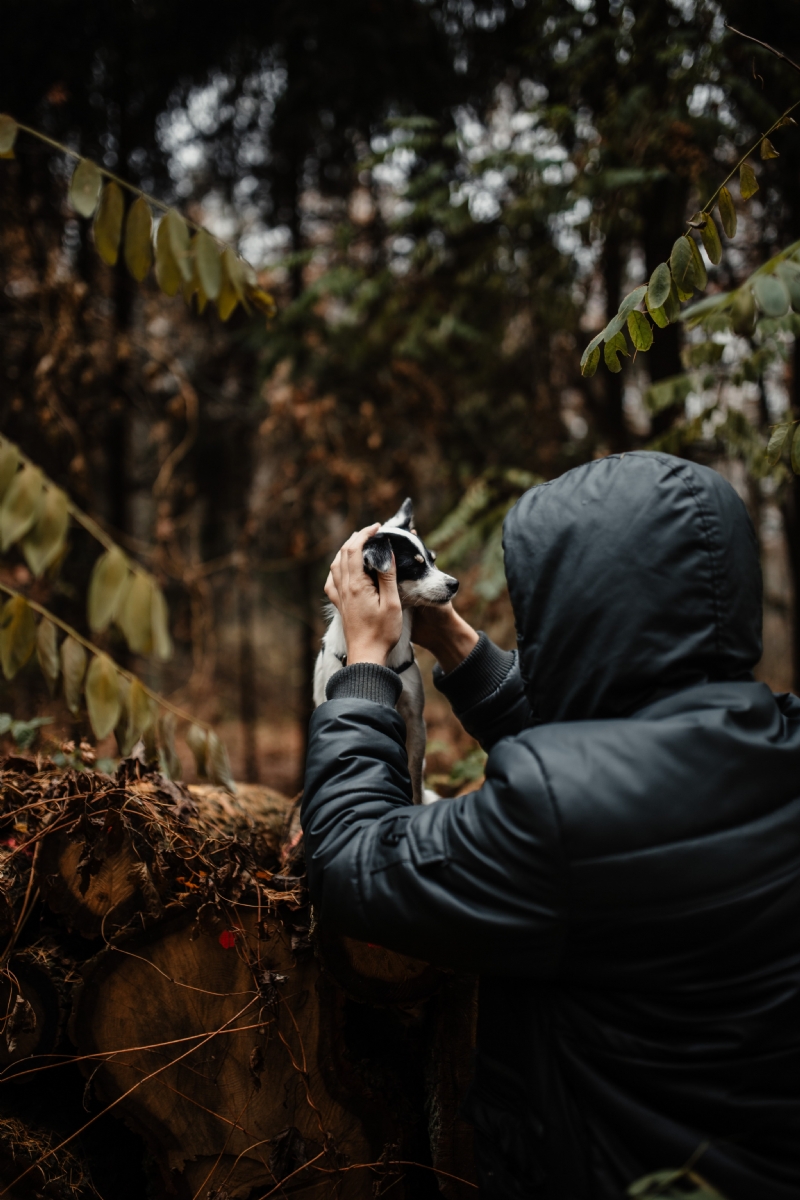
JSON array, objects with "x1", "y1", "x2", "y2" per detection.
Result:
[{"x1": 313, "y1": 499, "x2": 458, "y2": 805}]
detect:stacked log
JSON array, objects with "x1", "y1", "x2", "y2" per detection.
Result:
[{"x1": 0, "y1": 756, "x2": 476, "y2": 1199}]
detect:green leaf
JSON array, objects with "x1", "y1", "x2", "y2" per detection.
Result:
[
  {"x1": 117, "y1": 572, "x2": 153, "y2": 655},
  {"x1": 0, "y1": 464, "x2": 45, "y2": 551},
  {"x1": 700, "y1": 213, "x2": 722, "y2": 266},
  {"x1": 688, "y1": 236, "x2": 708, "y2": 291},
  {"x1": 155, "y1": 215, "x2": 182, "y2": 297},
  {"x1": 580, "y1": 331, "x2": 604, "y2": 375},
  {"x1": 627, "y1": 310, "x2": 653, "y2": 352},
  {"x1": 760, "y1": 136, "x2": 780, "y2": 160},
  {"x1": 10, "y1": 716, "x2": 53, "y2": 751},
  {"x1": 628, "y1": 1169, "x2": 683, "y2": 1197},
  {"x1": 581, "y1": 345, "x2": 601, "y2": 377},
  {"x1": 766, "y1": 422, "x2": 792, "y2": 467},
  {"x1": 0, "y1": 440, "x2": 18, "y2": 500},
  {"x1": 60, "y1": 636, "x2": 87, "y2": 716},
  {"x1": 718, "y1": 187, "x2": 737, "y2": 239},
  {"x1": 739, "y1": 162, "x2": 759, "y2": 201},
  {"x1": 731, "y1": 287, "x2": 756, "y2": 335},
  {"x1": 791, "y1": 425, "x2": 800, "y2": 475},
  {"x1": 647, "y1": 262, "x2": 671, "y2": 310},
  {"x1": 85, "y1": 654, "x2": 122, "y2": 740},
  {"x1": 776, "y1": 262, "x2": 800, "y2": 312},
  {"x1": 36, "y1": 618, "x2": 60, "y2": 696},
  {"x1": 0, "y1": 115, "x2": 18, "y2": 158},
  {"x1": 207, "y1": 730, "x2": 237, "y2": 793},
  {"x1": 22, "y1": 486, "x2": 69, "y2": 577},
  {"x1": 158, "y1": 712, "x2": 183, "y2": 780},
  {"x1": 124, "y1": 196, "x2": 153, "y2": 282},
  {"x1": 752, "y1": 274, "x2": 790, "y2": 318},
  {"x1": 186, "y1": 724, "x2": 208, "y2": 776},
  {"x1": 93, "y1": 182, "x2": 125, "y2": 266},
  {"x1": 87, "y1": 547, "x2": 130, "y2": 633},
  {"x1": 603, "y1": 310, "x2": 628, "y2": 341},
  {"x1": 619, "y1": 285, "x2": 648, "y2": 318},
  {"x1": 0, "y1": 596, "x2": 36, "y2": 679},
  {"x1": 670, "y1": 236, "x2": 695, "y2": 295},
  {"x1": 681, "y1": 292, "x2": 731, "y2": 325},
  {"x1": 150, "y1": 584, "x2": 173, "y2": 663},
  {"x1": 664, "y1": 281, "x2": 681, "y2": 324},
  {"x1": 194, "y1": 229, "x2": 222, "y2": 301},
  {"x1": 68, "y1": 159, "x2": 103, "y2": 218},
  {"x1": 0, "y1": 714, "x2": 12, "y2": 736},
  {"x1": 604, "y1": 331, "x2": 629, "y2": 373}
]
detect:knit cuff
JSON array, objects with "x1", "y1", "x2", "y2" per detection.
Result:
[
  {"x1": 325, "y1": 662, "x2": 403, "y2": 708},
  {"x1": 433, "y1": 632, "x2": 515, "y2": 707}
]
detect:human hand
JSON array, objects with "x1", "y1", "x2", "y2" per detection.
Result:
[
  {"x1": 412, "y1": 601, "x2": 479, "y2": 673},
  {"x1": 324, "y1": 525, "x2": 403, "y2": 665}
]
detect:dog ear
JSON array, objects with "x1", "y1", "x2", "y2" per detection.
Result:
[
  {"x1": 384, "y1": 497, "x2": 414, "y2": 531},
  {"x1": 363, "y1": 534, "x2": 393, "y2": 575}
]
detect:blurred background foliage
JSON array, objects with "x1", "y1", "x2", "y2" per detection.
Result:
[{"x1": 0, "y1": 0, "x2": 798, "y2": 791}]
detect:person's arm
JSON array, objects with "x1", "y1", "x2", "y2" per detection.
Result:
[
  {"x1": 413, "y1": 604, "x2": 536, "y2": 749},
  {"x1": 302, "y1": 698, "x2": 566, "y2": 975}
]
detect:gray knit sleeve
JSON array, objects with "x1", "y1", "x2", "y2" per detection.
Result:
[{"x1": 325, "y1": 662, "x2": 403, "y2": 708}]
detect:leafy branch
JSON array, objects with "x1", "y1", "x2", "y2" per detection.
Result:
[
  {"x1": 0, "y1": 582, "x2": 234, "y2": 791},
  {"x1": 580, "y1": 83, "x2": 799, "y2": 378},
  {"x1": 0, "y1": 434, "x2": 171, "y2": 662},
  {"x1": 0, "y1": 115, "x2": 275, "y2": 323}
]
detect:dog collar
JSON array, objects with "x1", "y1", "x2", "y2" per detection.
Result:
[{"x1": 334, "y1": 651, "x2": 415, "y2": 675}]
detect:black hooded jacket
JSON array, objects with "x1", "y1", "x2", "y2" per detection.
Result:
[{"x1": 302, "y1": 452, "x2": 800, "y2": 1199}]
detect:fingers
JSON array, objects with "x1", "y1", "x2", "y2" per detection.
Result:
[{"x1": 324, "y1": 571, "x2": 340, "y2": 609}]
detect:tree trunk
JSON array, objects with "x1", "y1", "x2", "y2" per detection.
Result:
[{"x1": 0, "y1": 759, "x2": 477, "y2": 1199}]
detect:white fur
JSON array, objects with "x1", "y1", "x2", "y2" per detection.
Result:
[{"x1": 313, "y1": 510, "x2": 456, "y2": 805}]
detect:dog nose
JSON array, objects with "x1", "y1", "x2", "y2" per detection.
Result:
[{"x1": 446, "y1": 576, "x2": 459, "y2": 596}]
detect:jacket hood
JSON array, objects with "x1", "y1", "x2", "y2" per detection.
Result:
[{"x1": 503, "y1": 452, "x2": 762, "y2": 723}]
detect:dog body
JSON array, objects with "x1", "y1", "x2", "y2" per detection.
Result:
[{"x1": 313, "y1": 499, "x2": 458, "y2": 805}]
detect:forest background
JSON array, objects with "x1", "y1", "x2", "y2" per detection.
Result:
[{"x1": 1, "y1": 0, "x2": 799, "y2": 794}]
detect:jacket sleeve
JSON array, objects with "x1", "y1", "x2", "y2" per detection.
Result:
[
  {"x1": 433, "y1": 632, "x2": 537, "y2": 749},
  {"x1": 301, "y1": 697, "x2": 566, "y2": 976}
]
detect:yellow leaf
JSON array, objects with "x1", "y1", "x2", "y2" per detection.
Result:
[
  {"x1": 165, "y1": 209, "x2": 193, "y2": 282},
  {"x1": 69, "y1": 159, "x2": 103, "y2": 218},
  {"x1": 247, "y1": 286, "x2": 277, "y2": 318},
  {"x1": 731, "y1": 287, "x2": 756, "y2": 336},
  {"x1": 0, "y1": 596, "x2": 36, "y2": 679},
  {"x1": 216, "y1": 276, "x2": 239, "y2": 321},
  {"x1": 718, "y1": 187, "x2": 737, "y2": 239},
  {"x1": 87, "y1": 547, "x2": 130, "y2": 632},
  {"x1": 0, "y1": 115, "x2": 18, "y2": 156},
  {"x1": 155, "y1": 216, "x2": 182, "y2": 297},
  {"x1": 760, "y1": 137, "x2": 780, "y2": 160},
  {"x1": 85, "y1": 654, "x2": 122, "y2": 741},
  {"x1": 22, "y1": 486, "x2": 69, "y2": 577},
  {"x1": 739, "y1": 162, "x2": 759, "y2": 201},
  {"x1": 117, "y1": 572, "x2": 153, "y2": 655},
  {"x1": 186, "y1": 723, "x2": 208, "y2": 776},
  {"x1": 93, "y1": 182, "x2": 124, "y2": 266},
  {"x1": 0, "y1": 440, "x2": 19, "y2": 500},
  {"x1": 60, "y1": 636, "x2": 87, "y2": 715},
  {"x1": 36, "y1": 619, "x2": 60, "y2": 696},
  {"x1": 124, "y1": 196, "x2": 153, "y2": 282},
  {"x1": 0, "y1": 464, "x2": 45, "y2": 551},
  {"x1": 220, "y1": 247, "x2": 250, "y2": 316},
  {"x1": 194, "y1": 230, "x2": 222, "y2": 301},
  {"x1": 151, "y1": 584, "x2": 173, "y2": 662}
]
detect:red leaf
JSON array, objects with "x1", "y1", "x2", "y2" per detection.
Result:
[{"x1": 219, "y1": 930, "x2": 236, "y2": 949}]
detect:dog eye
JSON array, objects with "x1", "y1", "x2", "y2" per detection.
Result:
[{"x1": 414, "y1": 554, "x2": 424, "y2": 563}]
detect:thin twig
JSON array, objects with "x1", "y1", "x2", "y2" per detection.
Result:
[{"x1": 725, "y1": 24, "x2": 800, "y2": 75}]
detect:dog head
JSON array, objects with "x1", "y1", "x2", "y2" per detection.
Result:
[{"x1": 363, "y1": 498, "x2": 459, "y2": 607}]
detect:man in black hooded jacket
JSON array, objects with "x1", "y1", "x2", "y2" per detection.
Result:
[{"x1": 301, "y1": 451, "x2": 800, "y2": 1200}]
